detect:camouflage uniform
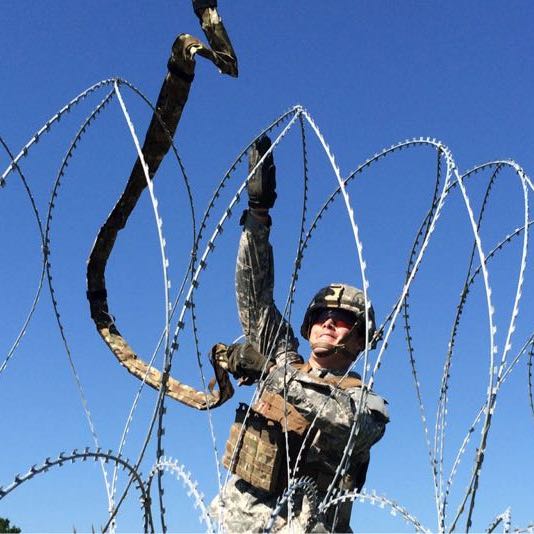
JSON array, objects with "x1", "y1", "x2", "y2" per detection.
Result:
[{"x1": 212, "y1": 211, "x2": 389, "y2": 533}]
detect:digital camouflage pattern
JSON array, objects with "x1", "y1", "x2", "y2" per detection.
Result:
[
  {"x1": 213, "y1": 476, "x2": 322, "y2": 533},
  {"x1": 235, "y1": 212, "x2": 302, "y2": 367},
  {"x1": 212, "y1": 211, "x2": 389, "y2": 532}
]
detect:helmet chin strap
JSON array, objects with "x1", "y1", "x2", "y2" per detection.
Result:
[{"x1": 310, "y1": 341, "x2": 355, "y2": 361}]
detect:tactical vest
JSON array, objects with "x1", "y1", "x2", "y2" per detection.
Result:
[{"x1": 222, "y1": 363, "x2": 363, "y2": 494}]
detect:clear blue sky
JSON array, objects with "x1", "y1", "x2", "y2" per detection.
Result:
[{"x1": 1, "y1": 1, "x2": 533, "y2": 532}]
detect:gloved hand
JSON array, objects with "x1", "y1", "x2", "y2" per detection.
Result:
[
  {"x1": 247, "y1": 136, "x2": 277, "y2": 210},
  {"x1": 220, "y1": 342, "x2": 274, "y2": 385},
  {"x1": 192, "y1": 0, "x2": 217, "y2": 17}
]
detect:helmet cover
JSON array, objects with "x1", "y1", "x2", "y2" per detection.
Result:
[{"x1": 300, "y1": 283, "x2": 376, "y2": 345}]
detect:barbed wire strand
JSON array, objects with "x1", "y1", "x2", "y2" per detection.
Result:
[
  {"x1": 1, "y1": 79, "x2": 116, "y2": 186},
  {"x1": 42, "y1": 89, "x2": 117, "y2": 512},
  {"x1": 114, "y1": 81, "x2": 174, "y2": 533},
  {"x1": 397, "y1": 160, "x2": 528, "y2": 531},
  {"x1": 442, "y1": 222, "x2": 534, "y2": 517},
  {"x1": 443, "y1": 330, "x2": 534, "y2": 526},
  {"x1": 147, "y1": 456, "x2": 214, "y2": 533},
  {"x1": 106, "y1": 109, "x2": 303, "y2": 532},
  {"x1": 263, "y1": 476, "x2": 319, "y2": 533},
  {"x1": 0, "y1": 448, "x2": 154, "y2": 533},
  {"x1": 188, "y1": 108, "x2": 305, "y2": 530},
  {"x1": 463, "y1": 163, "x2": 530, "y2": 531},
  {"x1": 321, "y1": 488, "x2": 430, "y2": 533},
  {"x1": 297, "y1": 108, "x2": 385, "y2": 527},
  {"x1": 34, "y1": 78, "x2": 197, "y2": 531},
  {"x1": 0, "y1": 136, "x2": 46, "y2": 376},
  {"x1": 195, "y1": 109, "x2": 312, "y2": 530},
  {"x1": 279, "y1": 112, "x2": 311, "y2": 527},
  {"x1": 106, "y1": 79, "x2": 199, "y2": 528},
  {"x1": 386, "y1": 159, "x2": 532, "y2": 524},
  {"x1": 435, "y1": 162, "x2": 504, "y2": 528},
  {"x1": 248, "y1": 110, "x2": 313, "y2": 527},
  {"x1": 448, "y1": 161, "x2": 530, "y2": 532},
  {"x1": 401, "y1": 148, "x2": 445, "y2": 529},
  {"x1": 486, "y1": 507, "x2": 512, "y2": 533}
]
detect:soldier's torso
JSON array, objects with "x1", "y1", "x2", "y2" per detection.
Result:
[{"x1": 223, "y1": 362, "x2": 388, "y2": 493}]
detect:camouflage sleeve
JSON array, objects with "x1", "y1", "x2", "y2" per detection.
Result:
[
  {"x1": 235, "y1": 210, "x2": 302, "y2": 366},
  {"x1": 266, "y1": 367, "x2": 388, "y2": 460}
]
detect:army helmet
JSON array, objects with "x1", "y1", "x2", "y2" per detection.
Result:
[{"x1": 300, "y1": 283, "x2": 376, "y2": 344}]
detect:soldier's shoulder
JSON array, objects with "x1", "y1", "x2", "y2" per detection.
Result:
[
  {"x1": 346, "y1": 385, "x2": 390, "y2": 422},
  {"x1": 366, "y1": 390, "x2": 390, "y2": 422}
]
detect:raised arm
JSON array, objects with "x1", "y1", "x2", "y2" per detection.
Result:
[{"x1": 235, "y1": 137, "x2": 302, "y2": 366}]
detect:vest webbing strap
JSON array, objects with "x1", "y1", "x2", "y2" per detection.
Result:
[{"x1": 252, "y1": 391, "x2": 310, "y2": 435}]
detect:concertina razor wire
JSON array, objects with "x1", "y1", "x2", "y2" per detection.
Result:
[{"x1": 1, "y1": 8, "x2": 533, "y2": 534}]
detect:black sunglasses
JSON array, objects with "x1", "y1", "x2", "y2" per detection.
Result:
[{"x1": 311, "y1": 308, "x2": 358, "y2": 327}]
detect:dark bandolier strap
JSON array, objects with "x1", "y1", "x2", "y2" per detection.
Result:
[
  {"x1": 86, "y1": 5, "x2": 237, "y2": 410},
  {"x1": 166, "y1": 59, "x2": 195, "y2": 83},
  {"x1": 193, "y1": 0, "x2": 217, "y2": 12}
]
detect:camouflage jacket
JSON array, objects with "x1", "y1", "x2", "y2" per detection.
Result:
[{"x1": 218, "y1": 210, "x2": 389, "y2": 532}]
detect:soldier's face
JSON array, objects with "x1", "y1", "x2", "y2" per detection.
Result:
[
  {"x1": 308, "y1": 309, "x2": 364, "y2": 370},
  {"x1": 309, "y1": 314, "x2": 353, "y2": 347}
]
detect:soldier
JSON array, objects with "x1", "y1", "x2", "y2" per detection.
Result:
[
  {"x1": 84, "y1": 0, "x2": 387, "y2": 527},
  {"x1": 212, "y1": 137, "x2": 390, "y2": 533}
]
